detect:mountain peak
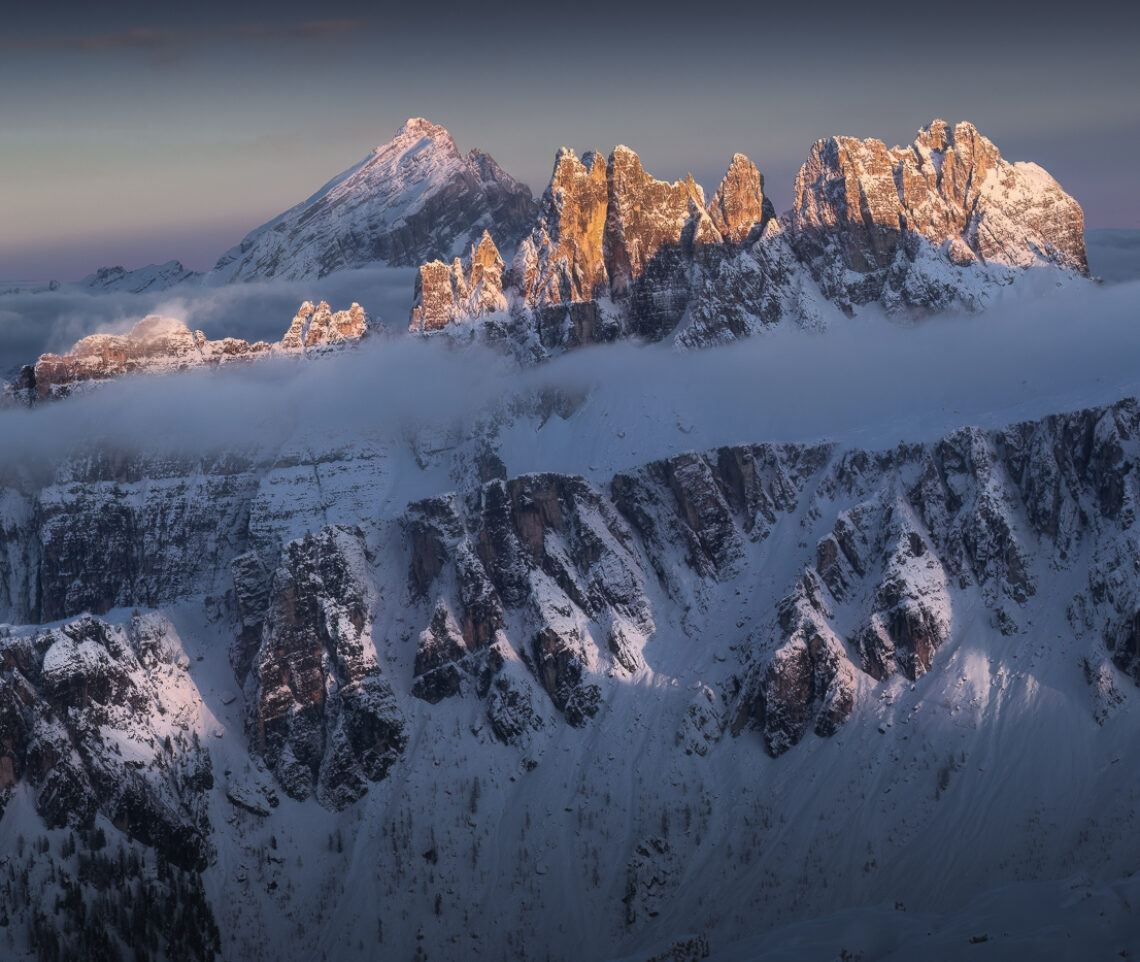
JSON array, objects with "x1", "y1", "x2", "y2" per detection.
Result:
[
  {"x1": 79, "y1": 259, "x2": 201, "y2": 294},
  {"x1": 208, "y1": 120, "x2": 535, "y2": 282},
  {"x1": 709, "y1": 152, "x2": 773, "y2": 244},
  {"x1": 417, "y1": 120, "x2": 1089, "y2": 348},
  {"x1": 912, "y1": 118, "x2": 989, "y2": 155},
  {"x1": 792, "y1": 119, "x2": 1087, "y2": 299},
  {"x1": 393, "y1": 117, "x2": 454, "y2": 145}
]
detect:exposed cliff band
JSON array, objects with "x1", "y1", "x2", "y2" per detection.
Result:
[
  {"x1": 409, "y1": 119, "x2": 1088, "y2": 348},
  {"x1": 14, "y1": 300, "x2": 370, "y2": 403}
]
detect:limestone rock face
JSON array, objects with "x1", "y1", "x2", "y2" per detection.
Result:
[
  {"x1": 211, "y1": 118, "x2": 536, "y2": 282},
  {"x1": 0, "y1": 613, "x2": 213, "y2": 869},
  {"x1": 707, "y1": 153, "x2": 775, "y2": 244},
  {"x1": 815, "y1": 497, "x2": 953, "y2": 681},
  {"x1": 238, "y1": 526, "x2": 407, "y2": 809},
  {"x1": 409, "y1": 232, "x2": 507, "y2": 333},
  {"x1": 0, "y1": 437, "x2": 397, "y2": 630},
  {"x1": 605, "y1": 147, "x2": 715, "y2": 339},
  {"x1": 612, "y1": 442, "x2": 831, "y2": 599},
  {"x1": 20, "y1": 300, "x2": 371, "y2": 403},
  {"x1": 759, "y1": 608, "x2": 857, "y2": 756},
  {"x1": 426, "y1": 143, "x2": 724, "y2": 343},
  {"x1": 408, "y1": 120, "x2": 1089, "y2": 350},
  {"x1": 677, "y1": 219, "x2": 820, "y2": 347},
  {"x1": 411, "y1": 600, "x2": 472, "y2": 703},
  {"x1": 27, "y1": 455, "x2": 261, "y2": 623},
  {"x1": 31, "y1": 315, "x2": 269, "y2": 400},
  {"x1": 281, "y1": 300, "x2": 369, "y2": 350},
  {"x1": 514, "y1": 148, "x2": 612, "y2": 308},
  {"x1": 791, "y1": 120, "x2": 1088, "y2": 307},
  {"x1": 604, "y1": 146, "x2": 708, "y2": 296},
  {"x1": 404, "y1": 474, "x2": 655, "y2": 734}
]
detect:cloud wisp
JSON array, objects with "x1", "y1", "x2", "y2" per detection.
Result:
[{"x1": 1, "y1": 20, "x2": 367, "y2": 59}]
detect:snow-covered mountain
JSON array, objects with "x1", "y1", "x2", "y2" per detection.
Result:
[
  {"x1": 79, "y1": 260, "x2": 204, "y2": 294},
  {"x1": 207, "y1": 119, "x2": 538, "y2": 283},
  {"x1": 0, "y1": 120, "x2": 1136, "y2": 962},
  {"x1": 2, "y1": 383, "x2": 1139, "y2": 960}
]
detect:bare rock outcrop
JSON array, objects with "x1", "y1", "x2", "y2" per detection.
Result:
[
  {"x1": 239, "y1": 526, "x2": 407, "y2": 808},
  {"x1": 409, "y1": 232, "x2": 507, "y2": 333},
  {"x1": 408, "y1": 120, "x2": 1088, "y2": 349},
  {"x1": 31, "y1": 315, "x2": 270, "y2": 400},
  {"x1": 0, "y1": 613, "x2": 213, "y2": 869},
  {"x1": 280, "y1": 300, "x2": 369, "y2": 350},
  {"x1": 404, "y1": 473, "x2": 655, "y2": 733},
  {"x1": 791, "y1": 120, "x2": 1088, "y2": 309},
  {"x1": 604, "y1": 145, "x2": 709, "y2": 296},
  {"x1": 612, "y1": 442, "x2": 832, "y2": 599},
  {"x1": 20, "y1": 300, "x2": 371, "y2": 403},
  {"x1": 707, "y1": 153, "x2": 775, "y2": 244},
  {"x1": 514, "y1": 148, "x2": 612, "y2": 308}
]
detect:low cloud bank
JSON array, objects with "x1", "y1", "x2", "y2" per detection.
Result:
[
  {"x1": 2, "y1": 277, "x2": 1139, "y2": 487},
  {"x1": 1086, "y1": 229, "x2": 1140, "y2": 285},
  {"x1": 0, "y1": 266, "x2": 418, "y2": 374}
]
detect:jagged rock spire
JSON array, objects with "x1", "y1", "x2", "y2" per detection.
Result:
[
  {"x1": 409, "y1": 231, "x2": 507, "y2": 333},
  {"x1": 708, "y1": 153, "x2": 774, "y2": 244}
]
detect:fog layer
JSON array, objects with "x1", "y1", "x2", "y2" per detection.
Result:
[{"x1": 2, "y1": 279, "x2": 1138, "y2": 496}]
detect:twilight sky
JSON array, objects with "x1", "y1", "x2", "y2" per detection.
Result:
[{"x1": 3, "y1": 0, "x2": 1138, "y2": 280}]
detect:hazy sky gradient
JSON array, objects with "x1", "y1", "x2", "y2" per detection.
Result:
[{"x1": 3, "y1": 0, "x2": 1138, "y2": 280}]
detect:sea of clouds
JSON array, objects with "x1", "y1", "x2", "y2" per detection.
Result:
[{"x1": 1, "y1": 265, "x2": 1139, "y2": 491}]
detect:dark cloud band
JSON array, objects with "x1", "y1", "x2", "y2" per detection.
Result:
[{"x1": 0, "y1": 20, "x2": 365, "y2": 55}]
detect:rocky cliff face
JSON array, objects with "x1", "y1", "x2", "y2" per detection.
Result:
[
  {"x1": 708, "y1": 153, "x2": 775, "y2": 244},
  {"x1": 29, "y1": 316, "x2": 270, "y2": 401},
  {"x1": 398, "y1": 398, "x2": 1140, "y2": 759},
  {"x1": 507, "y1": 144, "x2": 724, "y2": 345},
  {"x1": 0, "y1": 613, "x2": 214, "y2": 869},
  {"x1": 233, "y1": 526, "x2": 406, "y2": 809},
  {"x1": 4, "y1": 397, "x2": 1136, "y2": 782},
  {"x1": 279, "y1": 299, "x2": 369, "y2": 350},
  {"x1": 11, "y1": 299, "x2": 371, "y2": 403},
  {"x1": 3, "y1": 390, "x2": 1140, "y2": 960},
  {"x1": 403, "y1": 473, "x2": 654, "y2": 734},
  {"x1": 210, "y1": 118, "x2": 537, "y2": 282},
  {"x1": 791, "y1": 120, "x2": 1088, "y2": 311},
  {"x1": 411, "y1": 120, "x2": 1088, "y2": 350},
  {"x1": 409, "y1": 232, "x2": 507, "y2": 333},
  {"x1": 515, "y1": 148, "x2": 612, "y2": 308}
]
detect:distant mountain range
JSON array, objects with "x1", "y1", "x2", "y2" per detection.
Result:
[{"x1": 31, "y1": 117, "x2": 1091, "y2": 364}]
